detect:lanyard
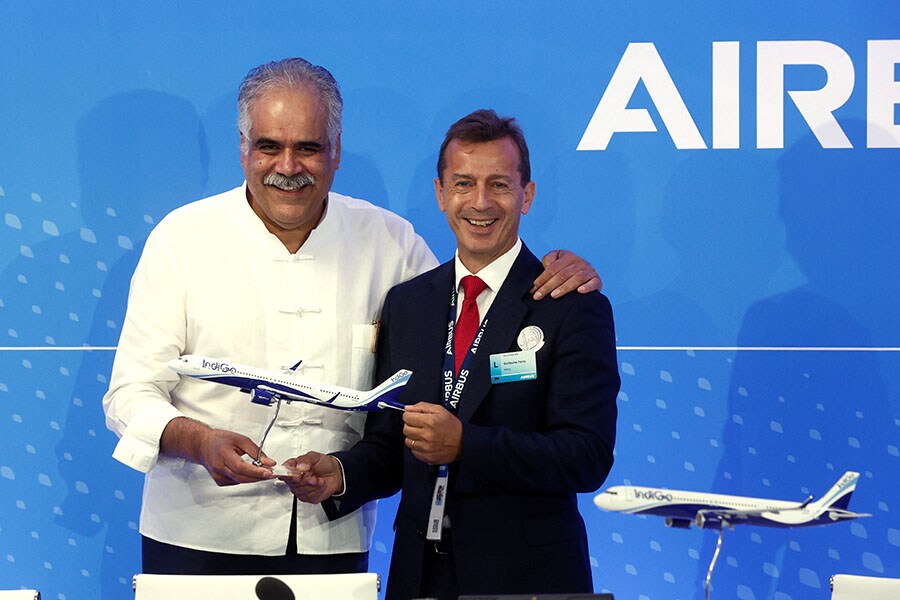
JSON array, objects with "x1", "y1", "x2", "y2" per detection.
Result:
[
  {"x1": 427, "y1": 283, "x2": 491, "y2": 541},
  {"x1": 442, "y1": 284, "x2": 490, "y2": 413}
]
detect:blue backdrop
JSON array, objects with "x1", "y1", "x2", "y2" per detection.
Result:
[{"x1": 1, "y1": 2, "x2": 898, "y2": 599}]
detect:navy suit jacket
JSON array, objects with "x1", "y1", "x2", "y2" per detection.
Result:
[{"x1": 331, "y1": 246, "x2": 619, "y2": 599}]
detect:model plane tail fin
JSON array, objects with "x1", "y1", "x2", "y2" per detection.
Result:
[
  {"x1": 813, "y1": 471, "x2": 859, "y2": 511},
  {"x1": 364, "y1": 369, "x2": 412, "y2": 410}
]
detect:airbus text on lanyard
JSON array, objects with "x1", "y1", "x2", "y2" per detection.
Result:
[{"x1": 426, "y1": 284, "x2": 490, "y2": 541}]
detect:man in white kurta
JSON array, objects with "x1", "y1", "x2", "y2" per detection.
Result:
[{"x1": 103, "y1": 184, "x2": 436, "y2": 557}]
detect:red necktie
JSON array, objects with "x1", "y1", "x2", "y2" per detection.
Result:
[{"x1": 454, "y1": 275, "x2": 488, "y2": 374}]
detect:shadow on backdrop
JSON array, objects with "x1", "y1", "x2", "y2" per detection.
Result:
[
  {"x1": 611, "y1": 152, "x2": 788, "y2": 348},
  {"x1": 54, "y1": 90, "x2": 208, "y2": 598},
  {"x1": 698, "y1": 121, "x2": 900, "y2": 599}
]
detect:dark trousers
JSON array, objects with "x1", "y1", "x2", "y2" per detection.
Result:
[
  {"x1": 142, "y1": 536, "x2": 368, "y2": 576},
  {"x1": 418, "y1": 532, "x2": 459, "y2": 600}
]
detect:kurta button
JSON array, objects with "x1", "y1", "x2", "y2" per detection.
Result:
[{"x1": 416, "y1": 529, "x2": 425, "y2": 539}]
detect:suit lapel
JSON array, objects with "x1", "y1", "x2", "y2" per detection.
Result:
[
  {"x1": 457, "y1": 247, "x2": 541, "y2": 423},
  {"x1": 414, "y1": 262, "x2": 455, "y2": 405}
]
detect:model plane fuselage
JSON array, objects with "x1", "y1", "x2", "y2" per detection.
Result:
[
  {"x1": 595, "y1": 471, "x2": 868, "y2": 529},
  {"x1": 168, "y1": 354, "x2": 410, "y2": 412}
]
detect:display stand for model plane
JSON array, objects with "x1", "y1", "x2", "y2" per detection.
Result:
[
  {"x1": 594, "y1": 471, "x2": 868, "y2": 599},
  {"x1": 168, "y1": 354, "x2": 411, "y2": 464}
]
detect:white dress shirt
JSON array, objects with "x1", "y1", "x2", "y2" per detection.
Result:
[
  {"x1": 103, "y1": 184, "x2": 437, "y2": 555},
  {"x1": 453, "y1": 238, "x2": 523, "y2": 320}
]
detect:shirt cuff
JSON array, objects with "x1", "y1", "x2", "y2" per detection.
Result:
[
  {"x1": 111, "y1": 403, "x2": 184, "y2": 473},
  {"x1": 331, "y1": 455, "x2": 348, "y2": 497}
]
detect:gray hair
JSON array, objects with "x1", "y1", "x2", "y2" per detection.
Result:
[{"x1": 238, "y1": 57, "x2": 343, "y2": 155}]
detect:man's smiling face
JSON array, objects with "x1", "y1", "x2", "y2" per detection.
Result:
[
  {"x1": 435, "y1": 137, "x2": 535, "y2": 273},
  {"x1": 240, "y1": 84, "x2": 340, "y2": 250}
]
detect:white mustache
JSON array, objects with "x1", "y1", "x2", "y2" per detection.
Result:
[{"x1": 264, "y1": 172, "x2": 317, "y2": 191}]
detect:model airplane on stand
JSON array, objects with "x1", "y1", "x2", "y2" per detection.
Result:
[
  {"x1": 594, "y1": 470, "x2": 868, "y2": 529},
  {"x1": 595, "y1": 471, "x2": 869, "y2": 600}
]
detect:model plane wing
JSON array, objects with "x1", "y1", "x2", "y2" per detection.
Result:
[
  {"x1": 255, "y1": 384, "x2": 310, "y2": 404},
  {"x1": 698, "y1": 496, "x2": 812, "y2": 521},
  {"x1": 824, "y1": 507, "x2": 872, "y2": 519}
]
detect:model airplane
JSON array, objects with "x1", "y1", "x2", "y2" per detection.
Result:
[
  {"x1": 594, "y1": 471, "x2": 869, "y2": 529},
  {"x1": 168, "y1": 354, "x2": 410, "y2": 411}
]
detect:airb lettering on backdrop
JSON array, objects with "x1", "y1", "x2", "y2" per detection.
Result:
[{"x1": 577, "y1": 40, "x2": 900, "y2": 150}]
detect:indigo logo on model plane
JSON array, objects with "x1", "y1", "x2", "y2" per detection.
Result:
[
  {"x1": 200, "y1": 359, "x2": 236, "y2": 374},
  {"x1": 634, "y1": 489, "x2": 674, "y2": 502}
]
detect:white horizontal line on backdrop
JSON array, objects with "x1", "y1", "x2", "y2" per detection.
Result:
[
  {"x1": 0, "y1": 346, "x2": 118, "y2": 351},
  {"x1": 2, "y1": 346, "x2": 900, "y2": 352},
  {"x1": 617, "y1": 346, "x2": 900, "y2": 351}
]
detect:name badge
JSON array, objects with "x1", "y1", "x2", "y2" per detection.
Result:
[
  {"x1": 426, "y1": 465, "x2": 450, "y2": 541},
  {"x1": 489, "y1": 350, "x2": 537, "y2": 383}
]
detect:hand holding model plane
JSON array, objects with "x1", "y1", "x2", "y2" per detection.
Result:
[
  {"x1": 160, "y1": 417, "x2": 277, "y2": 486},
  {"x1": 279, "y1": 452, "x2": 344, "y2": 503},
  {"x1": 401, "y1": 403, "x2": 463, "y2": 465},
  {"x1": 164, "y1": 354, "x2": 413, "y2": 486},
  {"x1": 281, "y1": 402, "x2": 463, "y2": 503}
]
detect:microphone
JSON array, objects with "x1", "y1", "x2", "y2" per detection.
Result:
[{"x1": 255, "y1": 576, "x2": 295, "y2": 600}]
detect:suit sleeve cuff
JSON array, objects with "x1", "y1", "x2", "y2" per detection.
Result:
[{"x1": 331, "y1": 454, "x2": 347, "y2": 497}]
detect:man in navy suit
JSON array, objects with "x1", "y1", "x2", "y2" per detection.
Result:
[{"x1": 283, "y1": 109, "x2": 619, "y2": 599}]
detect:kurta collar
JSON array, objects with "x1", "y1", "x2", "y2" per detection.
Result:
[{"x1": 230, "y1": 182, "x2": 337, "y2": 257}]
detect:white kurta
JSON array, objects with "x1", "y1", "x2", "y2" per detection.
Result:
[{"x1": 103, "y1": 184, "x2": 436, "y2": 555}]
